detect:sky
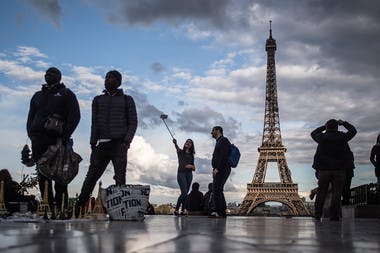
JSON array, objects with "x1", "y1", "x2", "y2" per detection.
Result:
[{"x1": 0, "y1": 0, "x2": 379, "y2": 205}]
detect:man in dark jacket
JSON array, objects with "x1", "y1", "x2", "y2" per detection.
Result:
[
  {"x1": 311, "y1": 119, "x2": 356, "y2": 221},
  {"x1": 27, "y1": 67, "x2": 80, "y2": 210},
  {"x1": 76, "y1": 70, "x2": 137, "y2": 216},
  {"x1": 203, "y1": 182, "x2": 213, "y2": 215},
  {"x1": 210, "y1": 126, "x2": 231, "y2": 218}
]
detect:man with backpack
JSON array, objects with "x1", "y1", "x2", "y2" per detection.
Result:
[
  {"x1": 75, "y1": 70, "x2": 137, "y2": 217},
  {"x1": 27, "y1": 67, "x2": 80, "y2": 211},
  {"x1": 210, "y1": 126, "x2": 231, "y2": 218}
]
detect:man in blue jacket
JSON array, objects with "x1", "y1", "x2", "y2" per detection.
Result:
[
  {"x1": 75, "y1": 70, "x2": 137, "y2": 217},
  {"x1": 311, "y1": 119, "x2": 356, "y2": 221}
]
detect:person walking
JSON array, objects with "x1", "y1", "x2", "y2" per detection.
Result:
[
  {"x1": 75, "y1": 70, "x2": 137, "y2": 216},
  {"x1": 311, "y1": 119, "x2": 356, "y2": 221},
  {"x1": 27, "y1": 67, "x2": 80, "y2": 211},
  {"x1": 173, "y1": 138, "x2": 195, "y2": 215},
  {"x1": 370, "y1": 134, "x2": 380, "y2": 203},
  {"x1": 210, "y1": 126, "x2": 231, "y2": 218}
]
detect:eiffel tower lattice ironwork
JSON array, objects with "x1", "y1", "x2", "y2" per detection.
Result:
[{"x1": 238, "y1": 21, "x2": 310, "y2": 216}]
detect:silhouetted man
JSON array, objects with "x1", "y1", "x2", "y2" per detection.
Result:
[
  {"x1": 311, "y1": 119, "x2": 356, "y2": 221},
  {"x1": 186, "y1": 182, "x2": 204, "y2": 212},
  {"x1": 75, "y1": 70, "x2": 137, "y2": 217},
  {"x1": 27, "y1": 67, "x2": 80, "y2": 210},
  {"x1": 210, "y1": 126, "x2": 231, "y2": 218},
  {"x1": 370, "y1": 134, "x2": 380, "y2": 203},
  {"x1": 203, "y1": 182, "x2": 213, "y2": 215}
]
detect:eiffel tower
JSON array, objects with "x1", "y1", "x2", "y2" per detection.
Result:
[{"x1": 238, "y1": 21, "x2": 310, "y2": 216}]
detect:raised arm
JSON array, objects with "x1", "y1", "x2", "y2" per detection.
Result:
[
  {"x1": 311, "y1": 125, "x2": 326, "y2": 143},
  {"x1": 173, "y1": 138, "x2": 180, "y2": 153},
  {"x1": 370, "y1": 146, "x2": 377, "y2": 167},
  {"x1": 340, "y1": 120, "x2": 357, "y2": 141}
]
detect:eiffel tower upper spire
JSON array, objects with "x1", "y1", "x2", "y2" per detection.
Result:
[
  {"x1": 266, "y1": 20, "x2": 276, "y2": 51},
  {"x1": 262, "y1": 20, "x2": 282, "y2": 148},
  {"x1": 269, "y1": 20, "x2": 272, "y2": 38}
]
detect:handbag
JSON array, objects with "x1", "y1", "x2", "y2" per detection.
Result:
[
  {"x1": 37, "y1": 139, "x2": 82, "y2": 185},
  {"x1": 44, "y1": 114, "x2": 64, "y2": 134}
]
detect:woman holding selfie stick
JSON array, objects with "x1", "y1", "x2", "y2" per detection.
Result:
[{"x1": 173, "y1": 138, "x2": 195, "y2": 216}]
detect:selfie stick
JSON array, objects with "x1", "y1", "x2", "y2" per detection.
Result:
[{"x1": 160, "y1": 114, "x2": 174, "y2": 139}]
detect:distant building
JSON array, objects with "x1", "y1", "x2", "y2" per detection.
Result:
[{"x1": 155, "y1": 203, "x2": 175, "y2": 215}]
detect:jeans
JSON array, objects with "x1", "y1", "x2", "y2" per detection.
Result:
[
  {"x1": 176, "y1": 171, "x2": 193, "y2": 211},
  {"x1": 315, "y1": 170, "x2": 345, "y2": 219},
  {"x1": 78, "y1": 141, "x2": 128, "y2": 205}
]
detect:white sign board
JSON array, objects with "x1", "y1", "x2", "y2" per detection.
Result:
[{"x1": 101, "y1": 184, "x2": 150, "y2": 221}]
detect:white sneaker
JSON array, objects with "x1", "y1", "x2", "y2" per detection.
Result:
[{"x1": 209, "y1": 212, "x2": 221, "y2": 218}]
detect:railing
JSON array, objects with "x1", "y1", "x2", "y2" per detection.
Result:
[
  {"x1": 248, "y1": 183, "x2": 298, "y2": 189},
  {"x1": 350, "y1": 183, "x2": 379, "y2": 205}
]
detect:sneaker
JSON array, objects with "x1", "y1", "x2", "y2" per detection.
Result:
[
  {"x1": 173, "y1": 210, "x2": 180, "y2": 216},
  {"x1": 208, "y1": 212, "x2": 222, "y2": 218}
]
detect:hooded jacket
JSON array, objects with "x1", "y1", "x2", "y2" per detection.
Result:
[
  {"x1": 311, "y1": 121, "x2": 356, "y2": 171},
  {"x1": 27, "y1": 83, "x2": 80, "y2": 141}
]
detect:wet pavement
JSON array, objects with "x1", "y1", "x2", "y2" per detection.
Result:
[{"x1": 0, "y1": 215, "x2": 379, "y2": 252}]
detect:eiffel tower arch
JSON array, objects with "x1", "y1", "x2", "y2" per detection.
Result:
[{"x1": 238, "y1": 21, "x2": 310, "y2": 216}]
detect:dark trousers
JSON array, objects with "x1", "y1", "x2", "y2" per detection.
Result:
[
  {"x1": 176, "y1": 171, "x2": 193, "y2": 211},
  {"x1": 212, "y1": 167, "x2": 231, "y2": 216},
  {"x1": 342, "y1": 173, "x2": 353, "y2": 205},
  {"x1": 315, "y1": 170, "x2": 345, "y2": 220},
  {"x1": 31, "y1": 135, "x2": 68, "y2": 209},
  {"x1": 78, "y1": 141, "x2": 127, "y2": 205}
]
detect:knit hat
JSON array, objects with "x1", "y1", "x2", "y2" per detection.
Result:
[{"x1": 107, "y1": 70, "x2": 122, "y2": 85}]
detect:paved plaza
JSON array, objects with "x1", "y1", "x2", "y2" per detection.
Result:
[{"x1": 0, "y1": 215, "x2": 379, "y2": 253}]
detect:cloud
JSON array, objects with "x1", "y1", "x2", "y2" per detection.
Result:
[
  {"x1": 14, "y1": 46, "x2": 48, "y2": 63},
  {"x1": 128, "y1": 136, "x2": 178, "y2": 188},
  {"x1": 128, "y1": 89, "x2": 167, "y2": 129},
  {"x1": 151, "y1": 62, "x2": 165, "y2": 73},
  {"x1": 173, "y1": 107, "x2": 241, "y2": 138},
  {"x1": 26, "y1": 0, "x2": 63, "y2": 28},
  {"x1": 94, "y1": 0, "x2": 232, "y2": 28},
  {"x1": 92, "y1": 0, "x2": 380, "y2": 78},
  {"x1": 0, "y1": 59, "x2": 43, "y2": 82},
  {"x1": 0, "y1": 46, "x2": 51, "y2": 82}
]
